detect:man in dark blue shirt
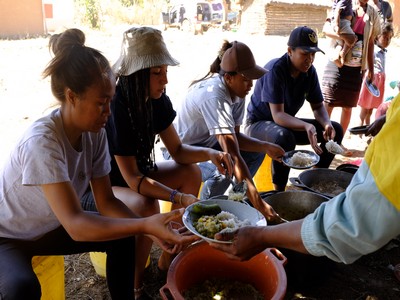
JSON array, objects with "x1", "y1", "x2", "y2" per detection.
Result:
[{"x1": 245, "y1": 26, "x2": 344, "y2": 191}]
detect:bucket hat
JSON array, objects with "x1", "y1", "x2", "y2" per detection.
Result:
[
  {"x1": 220, "y1": 41, "x2": 267, "y2": 80},
  {"x1": 113, "y1": 27, "x2": 179, "y2": 76},
  {"x1": 287, "y1": 26, "x2": 325, "y2": 54}
]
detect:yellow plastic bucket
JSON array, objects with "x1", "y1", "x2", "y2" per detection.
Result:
[
  {"x1": 90, "y1": 252, "x2": 151, "y2": 277},
  {"x1": 32, "y1": 256, "x2": 65, "y2": 300},
  {"x1": 253, "y1": 155, "x2": 273, "y2": 192}
]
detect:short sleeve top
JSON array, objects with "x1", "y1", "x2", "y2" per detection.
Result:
[{"x1": 247, "y1": 53, "x2": 323, "y2": 124}]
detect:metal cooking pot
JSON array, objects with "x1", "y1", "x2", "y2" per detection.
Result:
[
  {"x1": 289, "y1": 168, "x2": 354, "y2": 198},
  {"x1": 260, "y1": 190, "x2": 335, "y2": 288},
  {"x1": 260, "y1": 190, "x2": 329, "y2": 224}
]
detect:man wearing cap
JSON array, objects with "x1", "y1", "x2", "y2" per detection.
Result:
[
  {"x1": 171, "y1": 40, "x2": 285, "y2": 220},
  {"x1": 245, "y1": 26, "x2": 344, "y2": 191}
]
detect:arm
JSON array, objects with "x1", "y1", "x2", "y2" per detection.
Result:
[
  {"x1": 270, "y1": 102, "x2": 323, "y2": 154},
  {"x1": 210, "y1": 220, "x2": 307, "y2": 261},
  {"x1": 235, "y1": 129, "x2": 284, "y2": 162},
  {"x1": 160, "y1": 124, "x2": 233, "y2": 176},
  {"x1": 366, "y1": 114, "x2": 386, "y2": 136},
  {"x1": 41, "y1": 179, "x2": 198, "y2": 247},
  {"x1": 366, "y1": 32, "x2": 376, "y2": 82},
  {"x1": 310, "y1": 101, "x2": 336, "y2": 141},
  {"x1": 115, "y1": 154, "x2": 196, "y2": 207},
  {"x1": 215, "y1": 132, "x2": 277, "y2": 220}
]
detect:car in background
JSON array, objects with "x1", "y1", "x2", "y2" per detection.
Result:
[{"x1": 162, "y1": 1, "x2": 225, "y2": 34}]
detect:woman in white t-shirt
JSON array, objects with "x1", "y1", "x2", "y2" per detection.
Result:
[{"x1": 0, "y1": 28, "x2": 197, "y2": 300}]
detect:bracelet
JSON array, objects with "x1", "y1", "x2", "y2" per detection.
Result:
[
  {"x1": 169, "y1": 189, "x2": 179, "y2": 204},
  {"x1": 137, "y1": 175, "x2": 146, "y2": 194},
  {"x1": 178, "y1": 193, "x2": 184, "y2": 206}
]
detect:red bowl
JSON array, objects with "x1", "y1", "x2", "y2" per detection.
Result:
[{"x1": 160, "y1": 241, "x2": 287, "y2": 300}]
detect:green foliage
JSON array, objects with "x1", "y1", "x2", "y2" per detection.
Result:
[
  {"x1": 75, "y1": 0, "x2": 100, "y2": 29},
  {"x1": 74, "y1": 0, "x2": 164, "y2": 29}
]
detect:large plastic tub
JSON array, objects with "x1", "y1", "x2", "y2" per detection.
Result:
[{"x1": 160, "y1": 241, "x2": 287, "y2": 300}]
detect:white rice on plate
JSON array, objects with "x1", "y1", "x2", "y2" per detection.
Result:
[{"x1": 289, "y1": 151, "x2": 314, "y2": 167}]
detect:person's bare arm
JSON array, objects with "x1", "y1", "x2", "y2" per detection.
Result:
[
  {"x1": 41, "y1": 179, "x2": 198, "y2": 247},
  {"x1": 160, "y1": 124, "x2": 233, "y2": 176},
  {"x1": 215, "y1": 132, "x2": 277, "y2": 220},
  {"x1": 210, "y1": 220, "x2": 307, "y2": 261}
]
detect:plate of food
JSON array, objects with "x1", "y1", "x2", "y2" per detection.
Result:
[
  {"x1": 349, "y1": 125, "x2": 370, "y2": 135},
  {"x1": 182, "y1": 199, "x2": 266, "y2": 244},
  {"x1": 282, "y1": 150, "x2": 320, "y2": 169}
]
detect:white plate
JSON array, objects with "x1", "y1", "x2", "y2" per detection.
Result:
[
  {"x1": 282, "y1": 150, "x2": 320, "y2": 169},
  {"x1": 183, "y1": 199, "x2": 266, "y2": 244}
]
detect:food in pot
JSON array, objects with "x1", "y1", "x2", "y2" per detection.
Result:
[
  {"x1": 194, "y1": 211, "x2": 250, "y2": 239},
  {"x1": 326, "y1": 140, "x2": 344, "y2": 154},
  {"x1": 289, "y1": 151, "x2": 314, "y2": 167},
  {"x1": 311, "y1": 181, "x2": 345, "y2": 197},
  {"x1": 183, "y1": 278, "x2": 264, "y2": 300}
]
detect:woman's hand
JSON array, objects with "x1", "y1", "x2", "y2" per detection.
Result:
[
  {"x1": 209, "y1": 150, "x2": 234, "y2": 177},
  {"x1": 264, "y1": 143, "x2": 285, "y2": 162},
  {"x1": 323, "y1": 123, "x2": 336, "y2": 141},
  {"x1": 179, "y1": 193, "x2": 199, "y2": 208},
  {"x1": 210, "y1": 226, "x2": 267, "y2": 261},
  {"x1": 305, "y1": 124, "x2": 322, "y2": 154},
  {"x1": 145, "y1": 209, "x2": 199, "y2": 253}
]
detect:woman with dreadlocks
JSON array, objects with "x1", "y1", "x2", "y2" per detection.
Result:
[{"x1": 81, "y1": 26, "x2": 232, "y2": 300}]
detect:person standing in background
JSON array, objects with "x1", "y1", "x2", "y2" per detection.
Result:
[
  {"x1": 369, "y1": 0, "x2": 393, "y2": 23},
  {"x1": 358, "y1": 22, "x2": 394, "y2": 127},
  {"x1": 322, "y1": 0, "x2": 381, "y2": 155}
]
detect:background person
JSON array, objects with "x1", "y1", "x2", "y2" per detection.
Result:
[
  {"x1": 369, "y1": 0, "x2": 393, "y2": 23},
  {"x1": 357, "y1": 22, "x2": 394, "y2": 127},
  {"x1": 245, "y1": 26, "x2": 343, "y2": 191},
  {"x1": 170, "y1": 40, "x2": 285, "y2": 220},
  {"x1": 211, "y1": 92, "x2": 400, "y2": 265},
  {"x1": 330, "y1": 0, "x2": 358, "y2": 67},
  {"x1": 0, "y1": 28, "x2": 197, "y2": 300},
  {"x1": 322, "y1": 0, "x2": 381, "y2": 155},
  {"x1": 80, "y1": 26, "x2": 232, "y2": 299}
]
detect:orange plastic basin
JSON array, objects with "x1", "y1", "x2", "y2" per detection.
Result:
[{"x1": 160, "y1": 241, "x2": 287, "y2": 300}]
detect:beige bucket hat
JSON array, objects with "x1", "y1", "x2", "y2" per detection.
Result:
[{"x1": 112, "y1": 26, "x2": 179, "y2": 76}]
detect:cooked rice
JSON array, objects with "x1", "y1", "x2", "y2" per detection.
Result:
[
  {"x1": 326, "y1": 140, "x2": 344, "y2": 154},
  {"x1": 289, "y1": 152, "x2": 314, "y2": 167},
  {"x1": 194, "y1": 211, "x2": 251, "y2": 239}
]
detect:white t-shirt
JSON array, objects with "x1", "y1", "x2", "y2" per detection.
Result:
[
  {"x1": 0, "y1": 109, "x2": 111, "y2": 240},
  {"x1": 174, "y1": 75, "x2": 245, "y2": 148}
]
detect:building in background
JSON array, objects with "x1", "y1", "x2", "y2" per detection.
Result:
[{"x1": 0, "y1": 0, "x2": 74, "y2": 39}]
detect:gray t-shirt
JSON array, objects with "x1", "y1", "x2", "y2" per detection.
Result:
[
  {"x1": 0, "y1": 109, "x2": 110, "y2": 240},
  {"x1": 174, "y1": 75, "x2": 245, "y2": 148}
]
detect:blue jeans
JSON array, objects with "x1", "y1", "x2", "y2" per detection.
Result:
[
  {"x1": 162, "y1": 147, "x2": 265, "y2": 199},
  {"x1": 245, "y1": 118, "x2": 343, "y2": 189}
]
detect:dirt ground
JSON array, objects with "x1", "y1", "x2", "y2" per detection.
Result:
[{"x1": 1, "y1": 26, "x2": 400, "y2": 299}]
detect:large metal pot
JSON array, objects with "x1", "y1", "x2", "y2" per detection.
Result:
[
  {"x1": 260, "y1": 190, "x2": 329, "y2": 224},
  {"x1": 260, "y1": 190, "x2": 335, "y2": 288},
  {"x1": 289, "y1": 168, "x2": 354, "y2": 198}
]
